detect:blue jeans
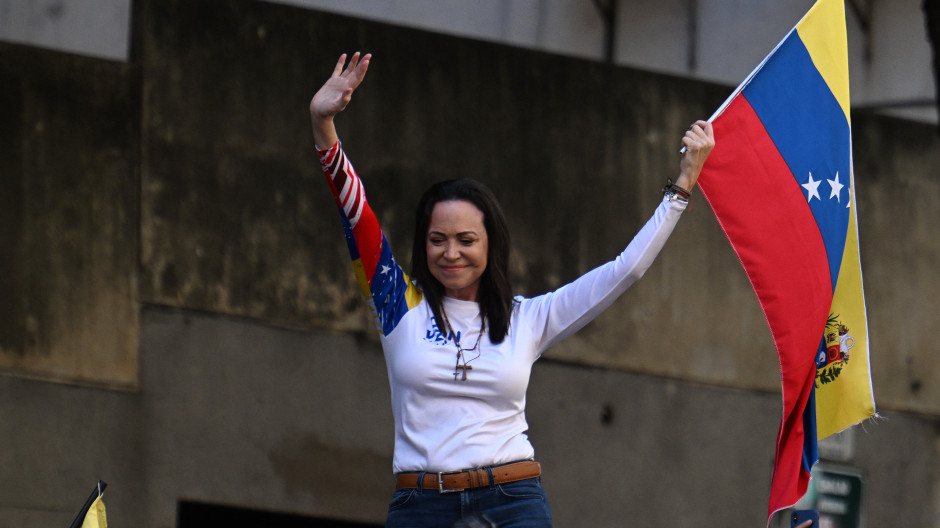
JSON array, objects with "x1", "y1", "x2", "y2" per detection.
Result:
[{"x1": 385, "y1": 476, "x2": 553, "y2": 528}]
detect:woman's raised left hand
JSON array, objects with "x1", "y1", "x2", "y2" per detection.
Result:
[{"x1": 675, "y1": 120, "x2": 715, "y2": 192}]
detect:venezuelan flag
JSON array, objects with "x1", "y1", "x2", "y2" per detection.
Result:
[{"x1": 697, "y1": 0, "x2": 875, "y2": 521}]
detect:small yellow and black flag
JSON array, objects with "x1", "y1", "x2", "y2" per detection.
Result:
[{"x1": 69, "y1": 481, "x2": 108, "y2": 528}]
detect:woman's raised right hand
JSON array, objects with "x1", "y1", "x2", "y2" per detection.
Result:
[{"x1": 309, "y1": 52, "x2": 371, "y2": 147}]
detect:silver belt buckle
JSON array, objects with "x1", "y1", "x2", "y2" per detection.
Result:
[{"x1": 437, "y1": 470, "x2": 464, "y2": 494}]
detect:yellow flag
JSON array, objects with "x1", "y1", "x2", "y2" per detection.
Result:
[{"x1": 81, "y1": 496, "x2": 108, "y2": 528}]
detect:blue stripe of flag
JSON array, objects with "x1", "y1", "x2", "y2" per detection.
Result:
[{"x1": 742, "y1": 31, "x2": 852, "y2": 292}]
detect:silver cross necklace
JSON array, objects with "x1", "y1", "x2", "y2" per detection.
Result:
[{"x1": 440, "y1": 307, "x2": 484, "y2": 381}]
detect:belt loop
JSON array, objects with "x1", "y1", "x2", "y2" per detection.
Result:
[
  {"x1": 485, "y1": 465, "x2": 496, "y2": 490},
  {"x1": 416, "y1": 471, "x2": 426, "y2": 492},
  {"x1": 473, "y1": 468, "x2": 487, "y2": 489}
]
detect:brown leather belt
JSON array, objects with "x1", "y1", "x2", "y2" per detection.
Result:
[{"x1": 396, "y1": 460, "x2": 541, "y2": 494}]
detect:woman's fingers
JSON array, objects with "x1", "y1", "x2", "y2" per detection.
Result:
[
  {"x1": 345, "y1": 52, "x2": 371, "y2": 87},
  {"x1": 682, "y1": 120, "x2": 714, "y2": 152},
  {"x1": 331, "y1": 53, "x2": 349, "y2": 77}
]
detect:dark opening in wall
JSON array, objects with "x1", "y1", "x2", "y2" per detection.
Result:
[{"x1": 177, "y1": 501, "x2": 381, "y2": 527}]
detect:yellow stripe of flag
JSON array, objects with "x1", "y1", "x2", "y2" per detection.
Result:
[
  {"x1": 815, "y1": 167, "x2": 876, "y2": 439},
  {"x1": 796, "y1": 0, "x2": 851, "y2": 124}
]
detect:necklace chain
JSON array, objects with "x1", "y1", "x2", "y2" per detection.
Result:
[{"x1": 440, "y1": 306, "x2": 484, "y2": 381}]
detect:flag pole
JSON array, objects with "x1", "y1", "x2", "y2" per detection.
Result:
[{"x1": 68, "y1": 481, "x2": 107, "y2": 528}]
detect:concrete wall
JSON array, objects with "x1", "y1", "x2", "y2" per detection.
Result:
[
  {"x1": 3, "y1": 0, "x2": 935, "y2": 124},
  {"x1": 277, "y1": 0, "x2": 939, "y2": 123},
  {"x1": 0, "y1": 42, "x2": 139, "y2": 388},
  {"x1": 1, "y1": 0, "x2": 939, "y2": 526}
]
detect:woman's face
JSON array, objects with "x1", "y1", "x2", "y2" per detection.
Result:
[{"x1": 426, "y1": 199, "x2": 489, "y2": 301}]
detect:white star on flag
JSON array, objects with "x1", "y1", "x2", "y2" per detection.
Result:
[
  {"x1": 802, "y1": 172, "x2": 821, "y2": 202},
  {"x1": 828, "y1": 172, "x2": 844, "y2": 202},
  {"x1": 380, "y1": 264, "x2": 391, "y2": 275}
]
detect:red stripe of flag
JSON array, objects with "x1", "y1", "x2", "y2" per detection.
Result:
[{"x1": 700, "y1": 94, "x2": 832, "y2": 516}]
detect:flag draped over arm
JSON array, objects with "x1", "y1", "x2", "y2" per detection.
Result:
[{"x1": 696, "y1": 0, "x2": 875, "y2": 522}]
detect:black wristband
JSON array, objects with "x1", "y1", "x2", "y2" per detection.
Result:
[{"x1": 663, "y1": 179, "x2": 691, "y2": 202}]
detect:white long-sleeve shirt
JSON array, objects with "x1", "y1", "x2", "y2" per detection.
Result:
[{"x1": 319, "y1": 142, "x2": 686, "y2": 473}]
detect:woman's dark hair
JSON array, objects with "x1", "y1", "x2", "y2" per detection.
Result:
[{"x1": 411, "y1": 178, "x2": 512, "y2": 344}]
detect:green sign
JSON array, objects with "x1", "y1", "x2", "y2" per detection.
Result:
[{"x1": 778, "y1": 464, "x2": 865, "y2": 528}]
